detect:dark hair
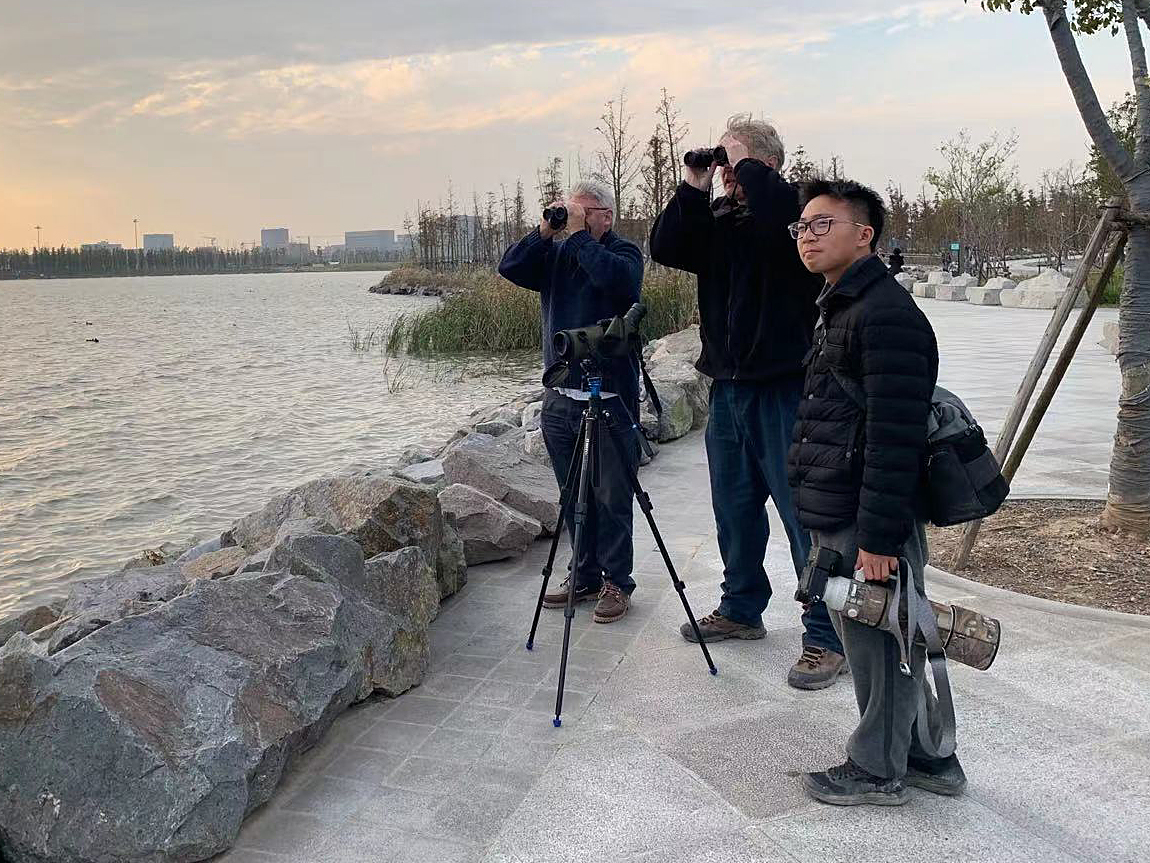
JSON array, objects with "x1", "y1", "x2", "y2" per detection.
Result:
[{"x1": 799, "y1": 179, "x2": 886, "y2": 252}]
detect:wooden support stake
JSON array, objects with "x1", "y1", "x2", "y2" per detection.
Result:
[
  {"x1": 953, "y1": 200, "x2": 1123, "y2": 570},
  {"x1": 1002, "y1": 232, "x2": 1128, "y2": 481}
]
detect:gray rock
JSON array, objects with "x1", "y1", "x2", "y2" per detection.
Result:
[
  {"x1": 0, "y1": 604, "x2": 61, "y2": 649},
  {"x1": 523, "y1": 428, "x2": 551, "y2": 465},
  {"x1": 521, "y1": 401, "x2": 543, "y2": 431},
  {"x1": 437, "y1": 519, "x2": 468, "y2": 598},
  {"x1": 926, "y1": 270, "x2": 951, "y2": 285},
  {"x1": 234, "y1": 547, "x2": 272, "y2": 574},
  {"x1": 967, "y1": 287, "x2": 1003, "y2": 306},
  {"x1": 441, "y1": 435, "x2": 559, "y2": 535},
  {"x1": 638, "y1": 436, "x2": 660, "y2": 467},
  {"x1": 365, "y1": 547, "x2": 440, "y2": 628},
  {"x1": 1100, "y1": 320, "x2": 1119, "y2": 356},
  {"x1": 949, "y1": 273, "x2": 979, "y2": 288},
  {"x1": 265, "y1": 533, "x2": 369, "y2": 599},
  {"x1": 224, "y1": 472, "x2": 460, "y2": 599},
  {"x1": 181, "y1": 546, "x2": 248, "y2": 581},
  {"x1": 913, "y1": 283, "x2": 936, "y2": 299},
  {"x1": 894, "y1": 273, "x2": 915, "y2": 291},
  {"x1": 934, "y1": 285, "x2": 968, "y2": 302},
  {"x1": 120, "y1": 548, "x2": 169, "y2": 571},
  {"x1": 396, "y1": 444, "x2": 436, "y2": 469},
  {"x1": 438, "y1": 484, "x2": 541, "y2": 565},
  {"x1": 47, "y1": 565, "x2": 190, "y2": 655},
  {"x1": 0, "y1": 572, "x2": 417, "y2": 863},
  {"x1": 175, "y1": 535, "x2": 226, "y2": 565},
  {"x1": 641, "y1": 381, "x2": 693, "y2": 442},
  {"x1": 647, "y1": 324, "x2": 702, "y2": 365},
  {"x1": 397, "y1": 458, "x2": 445, "y2": 487},
  {"x1": 984, "y1": 277, "x2": 1017, "y2": 292},
  {"x1": 474, "y1": 418, "x2": 518, "y2": 437}
]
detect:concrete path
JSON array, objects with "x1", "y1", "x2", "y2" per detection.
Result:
[
  {"x1": 221, "y1": 429, "x2": 1148, "y2": 863},
  {"x1": 218, "y1": 300, "x2": 1142, "y2": 862}
]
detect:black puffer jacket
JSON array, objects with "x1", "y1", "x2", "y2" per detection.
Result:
[
  {"x1": 649, "y1": 159, "x2": 820, "y2": 382},
  {"x1": 787, "y1": 255, "x2": 939, "y2": 555}
]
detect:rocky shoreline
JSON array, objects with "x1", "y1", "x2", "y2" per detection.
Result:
[{"x1": 0, "y1": 325, "x2": 709, "y2": 863}]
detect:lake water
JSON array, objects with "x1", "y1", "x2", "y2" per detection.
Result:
[{"x1": 0, "y1": 271, "x2": 539, "y2": 617}]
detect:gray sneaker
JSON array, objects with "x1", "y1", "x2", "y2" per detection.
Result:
[
  {"x1": 803, "y1": 760, "x2": 909, "y2": 807},
  {"x1": 787, "y1": 645, "x2": 848, "y2": 690},
  {"x1": 679, "y1": 611, "x2": 766, "y2": 643},
  {"x1": 906, "y1": 754, "x2": 967, "y2": 796}
]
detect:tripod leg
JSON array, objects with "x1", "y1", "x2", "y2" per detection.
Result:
[
  {"x1": 603, "y1": 415, "x2": 717, "y2": 676},
  {"x1": 526, "y1": 421, "x2": 585, "y2": 651},
  {"x1": 554, "y1": 407, "x2": 597, "y2": 727}
]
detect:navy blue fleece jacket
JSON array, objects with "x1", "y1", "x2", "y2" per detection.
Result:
[{"x1": 498, "y1": 227, "x2": 643, "y2": 407}]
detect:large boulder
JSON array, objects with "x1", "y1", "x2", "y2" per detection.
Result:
[
  {"x1": 441, "y1": 434, "x2": 559, "y2": 535},
  {"x1": 934, "y1": 285, "x2": 968, "y2": 302},
  {"x1": 437, "y1": 520, "x2": 467, "y2": 598},
  {"x1": 0, "y1": 603, "x2": 61, "y2": 649},
  {"x1": 967, "y1": 287, "x2": 1003, "y2": 306},
  {"x1": 224, "y1": 472, "x2": 462, "y2": 600},
  {"x1": 523, "y1": 428, "x2": 552, "y2": 466},
  {"x1": 438, "y1": 484, "x2": 541, "y2": 565},
  {"x1": 894, "y1": 272, "x2": 915, "y2": 291},
  {"x1": 926, "y1": 270, "x2": 951, "y2": 285},
  {"x1": 640, "y1": 381, "x2": 693, "y2": 442},
  {"x1": 396, "y1": 458, "x2": 445, "y2": 487},
  {"x1": 949, "y1": 273, "x2": 979, "y2": 288},
  {"x1": 647, "y1": 324, "x2": 702, "y2": 366},
  {"x1": 913, "y1": 283, "x2": 935, "y2": 299},
  {"x1": 47, "y1": 565, "x2": 190, "y2": 655},
  {"x1": 0, "y1": 570, "x2": 416, "y2": 863},
  {"x1": 365, "y1": 547, "x2": 440, "y2": 629},
  {"x1": 181, "y1": 546, "x2": 248, "y2": 581}
]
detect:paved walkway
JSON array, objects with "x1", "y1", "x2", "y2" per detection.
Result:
[{"x1": 220, "y1": 302, "x2": 1144, "y2": 863}]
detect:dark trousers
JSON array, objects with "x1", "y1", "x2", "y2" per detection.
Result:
[
  {"x1": 540, "y1": 390, "x2": 638, "y2": 595},
  {"x1": 706, "y1": 378, "x2": 842, "y2": 652},
  {"x1": 814, "y1": 521, "x2": 950, "y2": 779}
]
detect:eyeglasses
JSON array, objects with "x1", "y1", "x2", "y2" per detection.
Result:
[
  {"x1": 584, "y1": 207, "x2": 612, "y2": 214},
  {"x1": 787, "y1": 217, "x2": 870, "y2": 240}
]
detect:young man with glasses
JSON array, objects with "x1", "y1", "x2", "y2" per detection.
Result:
[
  {"x1": 649, "y1": 115, "x2": 846, "y2": 690},
  {"x1": 787, "y1": 179, "x2": 963, "y2": 805},
  {"x1": 499, "y1": 179, "x2": 643, "y2": 624}
]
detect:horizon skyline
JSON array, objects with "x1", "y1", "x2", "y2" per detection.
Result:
[{"x1": 1, "y1": 1, "x2": 1130, "y2": 250}]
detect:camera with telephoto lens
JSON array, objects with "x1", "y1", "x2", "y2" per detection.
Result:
[
  {"x1": 796, "y1": 547, "x2": 1001, "y2": 671},
  {"x1": 683, "y1": 145, "x2": 729, "y2": 170},
  {"x1": 543, "y1": 303, "x2": 646, "y2": 388},
  {"x1": 543, "y1": 205, "x2": 568, "y2": 231}
]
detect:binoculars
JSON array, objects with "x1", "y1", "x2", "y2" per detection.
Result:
[
  {"x1": 683, "y1": 146, "x2": 729, "y2": 170},
  {"x1": 543, "y1": 205, "x2": 568, "y2": 231}
]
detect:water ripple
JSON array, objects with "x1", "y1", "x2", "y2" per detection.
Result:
[{"x1": 0, "y1": 271, "x2": 539, "y2": 616}]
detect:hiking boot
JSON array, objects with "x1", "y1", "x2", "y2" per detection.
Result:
[
  {"x1": 543, "y1": 576, "x2": 601, "y2": 609},
  {"x1": 803, "y1": 760, "x2": 909, "y2": 807},
  {"x1": 906, "y1": 754, "x2": 967, "y2": 796},
  {"x1": 787, "y1": 645, "x2": 848, "y2": 691},
  {"x1": 679, "y1": 611, "x2": 766, "y2": 643},
  {"x1": 593, "y1": 581, "x2": 630, "y2": 623}
]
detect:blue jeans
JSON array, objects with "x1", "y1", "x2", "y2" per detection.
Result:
[
  {"x1": 540, "y1": 391, "x2": 638, "y2": 595},
  {"x1": 706, "y1": 378, "x2": 842, "y2": 652}
]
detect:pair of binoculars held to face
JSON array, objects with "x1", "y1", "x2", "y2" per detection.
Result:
[{"x1": 683, "y1": 145, "x2": 729, "y2": 170}]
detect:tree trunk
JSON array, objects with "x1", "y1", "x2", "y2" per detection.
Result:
[{"x1": 1102, "y1": 182, "x2": 1150, "y2": 534}]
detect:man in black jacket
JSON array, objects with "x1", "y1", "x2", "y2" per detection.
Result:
[
  {"x1": 650, "y1": 115, "x2": 845, "y2": 689},
  {"x1": 499, "y1": 179, "x2": 643, "y2": 624},
  {"x1": 787, "y1": 179, "x2": 966, "y2": 805}
]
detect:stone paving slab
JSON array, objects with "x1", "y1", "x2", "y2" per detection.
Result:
[{"x1": 219, "y1": 300, "x2": 1141, "y2": 862}]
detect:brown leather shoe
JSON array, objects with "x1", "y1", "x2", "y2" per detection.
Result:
[
  {"x1": 593, "y1": 581, "x2": 630, "y2": 623},
  {"x1": 542, "y1": 576, "x2": 601, "y2": 609},
  {"x1": 787, "y1": 645, "x2": 847, "y2": 690},
  {"x1": 679, "y1": 611, "x2": 766, "y2": 643}
]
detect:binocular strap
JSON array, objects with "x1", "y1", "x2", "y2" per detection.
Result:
[{"x1": 888, "y1": 560, "x2": 958, "y2": 761}]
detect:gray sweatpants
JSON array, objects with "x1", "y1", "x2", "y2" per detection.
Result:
[{"x1": 811, "y1": 521, "x2": 951, "y2": 779}]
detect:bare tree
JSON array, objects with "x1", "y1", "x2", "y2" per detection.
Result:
[
  {"x1": 979, "y1": 0, "x2": 1150, "y2": 534},
  {"x1": 594, "y1": 89, "x2": 642, "y2": 213},
  {"x1": 655, "y1": 88, "x2": 688, "y2": 188},
  {"x1": 537, "y1": 156, "x2": 563, "y2": 209},
  {"x1": 639, "y1": 134, "x2": 672, "y2": 221}
]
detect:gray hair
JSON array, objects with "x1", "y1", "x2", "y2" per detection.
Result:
[
  {"x1": 726, "y1": 113, "x2": 785, "y2": 170},
  {"x1": 568, "y1": 178, "x2": 616, "y2": 213}
]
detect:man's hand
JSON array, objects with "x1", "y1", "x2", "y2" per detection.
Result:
[
  {"x1": 684, "y1": 162, "x2": 716, "y2": 193},
  {"x1": 719, "y1": 133, "x2": 750, "y2": 168},
  {"x1": 565, "y1": 200, "x2": 587, "y2": 234},
  {"x1": 856, "y1": 548, "x2": 898, "y2": 582}
]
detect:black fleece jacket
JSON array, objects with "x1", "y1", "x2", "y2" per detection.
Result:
[{"x1": 649, "y1": 158, "x2": 820, "y2": 382}]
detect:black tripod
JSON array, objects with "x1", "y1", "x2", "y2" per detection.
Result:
[{"x1": 525, "y1": 364, "x2": 716, "y2": 727}]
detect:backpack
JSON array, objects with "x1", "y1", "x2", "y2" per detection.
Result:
[{"x1": 829, "y1": 370, "x2": 1010, "y2": 527}]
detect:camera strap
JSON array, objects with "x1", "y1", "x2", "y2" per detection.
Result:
[
  {"x1": 891, "y1": 558, "x2": 957, "y2": 760},
  {"x1": 639, "y1": 354, "x2": 663, "y2": 418}
]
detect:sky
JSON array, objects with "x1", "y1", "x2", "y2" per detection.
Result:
[{"x1": 0, "y1": 0, "x2": 1132, "y2": 250}]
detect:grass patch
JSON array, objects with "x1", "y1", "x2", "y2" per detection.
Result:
[
  {"x1": 384, "y1": 266, "x2": 479, "y2": 292},
  {"x1": 1092, "y1": 263, "x2": 1124, "y2": 307},
  {"x1": 384, "y1": 265, "x2": 700, "y2": 356}
]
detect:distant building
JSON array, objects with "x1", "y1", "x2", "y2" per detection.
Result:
[
  {"x1": 142, "y1": 233, "x2": 174, "y2": 251},
  {"x1": 261, "y1": 228, "x2": 290, "y2": 251},
  {"x1": 287, "y1": 242, "x2": 311, "y2": 263},
  {"x1": 81, "y1": 241, "x2": 122, "y2": 251},
  {"x1": 345, "y1": 230, "x2": 396, "y2": 254},
  {"x1": 395, "y1": 234, "x2": 417, "y2": 256}
]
